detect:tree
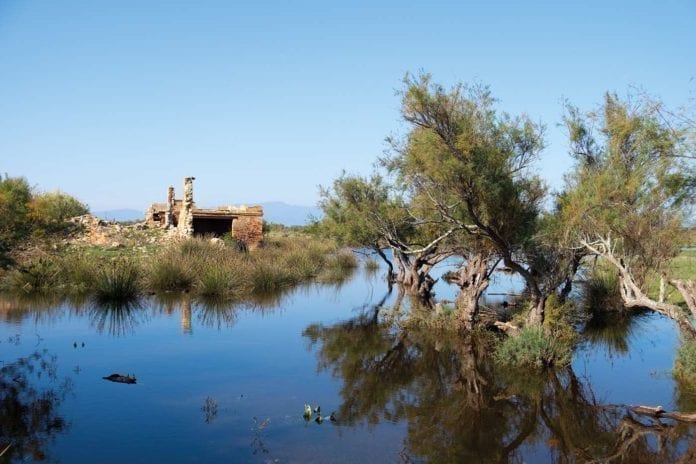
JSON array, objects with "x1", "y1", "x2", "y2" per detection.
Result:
[
  {"x1": 0, "y1": 174, "x2": 33, "y2": 264},
  {"x1": 319, "y1": 172, "x2": 458, "y2": 298},
  {"x1": 387, "y1": 74, "x2": 568, "y2": 326},
  {"x1": 0, "y1": 174, "x2": 89, "y2": 265},
  {"x1": 29, "y1": 191, "x2": 89, "y2": 237},
  {"x1": 560, "y1": 93, "x2": 696, "y2": 330}
]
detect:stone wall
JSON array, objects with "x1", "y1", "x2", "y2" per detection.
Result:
[{"x1": 232, "y1": 215, "x2": 264, "y2": 250}]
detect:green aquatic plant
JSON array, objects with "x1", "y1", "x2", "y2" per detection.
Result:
[{"x1": 495, "y1": 327, "x2": 572, "y2": 369}]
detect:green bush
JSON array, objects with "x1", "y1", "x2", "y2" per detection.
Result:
[
  {"x1": 495, "y1": 326, "x2": 572, "y2": 369},
  {"x1": 0, "y1": 258, "x2": 61, "y2": 293}
]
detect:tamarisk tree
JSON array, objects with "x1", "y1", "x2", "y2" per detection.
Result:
[
  {"x1": 560, "y1": 93, "x2": 696, "y2": 330},
  {"x1": 386, "y1": 74, "x2": 576, "y2": 326},
  {"x1": 319, "y1": 173, "x2": 457, "y2": 298}
]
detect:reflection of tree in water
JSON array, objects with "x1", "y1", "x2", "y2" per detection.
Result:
[
  {"x1": 89, "y1": 299, "x2": 146, "y2": 336},
  {"x1": 304, "y1": 295, "x2": 696, "y2": 463},
  {"x1": 0, "y1": 350, "x2": 71, "y2": 462},
  {"x1": 581, "y1": 308, "x2": 650, "y2": 357}
]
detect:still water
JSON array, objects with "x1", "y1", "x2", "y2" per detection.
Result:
[{"x1": 1, "y1": 264, "x2": 696, "y2": 463}]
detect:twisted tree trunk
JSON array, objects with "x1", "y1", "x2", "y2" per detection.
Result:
[
  {"x1": 454, "y1": 255, "x2": 492, "y2": 329},
  {"x1": 582, "y1": 237, "x2": 696, "y2": 336}
]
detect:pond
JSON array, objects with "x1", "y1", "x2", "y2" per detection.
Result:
[{"x1": 1, "y1": 262, "x2": 696, "y2": 463}]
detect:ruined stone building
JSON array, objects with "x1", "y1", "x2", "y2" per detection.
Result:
[{"x1": 146, "y1": 177, "x2": 264, "y2": 249}]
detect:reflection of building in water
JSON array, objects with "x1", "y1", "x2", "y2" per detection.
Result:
[{"x1": 181, "y1": 298, "x2": 192, "y2": 335}]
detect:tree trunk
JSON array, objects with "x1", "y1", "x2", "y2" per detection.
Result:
[
  {"x1": 582, "y1": 238, "x2": 696, "y2": 336},
  {"x1": 392, "y1": 250, "x2": 436, "y2": 301},
  {"x1": 559, "y1": 251, "x2": 584, "y2": 302},
  {"x1": 501, "y1": 254, "x2": 546, "y2": 327},
  {"x1": 670, "y1": 279, "x2": 696, "y2": 318},
  {"x1": 454, "y1": 255, "x2": 490, "y2": 329},
  {"x1": 526, "y1": 295, "x2": 546, "y2": 327}
]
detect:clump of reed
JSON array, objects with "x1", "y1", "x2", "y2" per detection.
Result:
[
  {"x1": 317, "y1": 251, "x2": 358, "y2": 283},
  {"x1": 145, "y1": 248, "x2": 197, "y2": 292},
  {"x1": 92, "y1": 259, "x2": 141, "y2": 303},
  {"x1": 55, "y1": 252, "x2": 99, "y2": 294},
  {"x1": 196, "y1": 266, "x2": 248, "y2": 299},
  {"x1": 582, "y1": 266, "x2": 623, "y2": 314},
  {"x1": 0, "y1": 235, "x2": 355, "y2": 303},
  {"x1": 494, "y1": 326, "x2": 572, "y2": 369}
]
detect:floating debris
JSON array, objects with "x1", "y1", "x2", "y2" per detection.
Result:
[{"x1": 102, "y1": 373, "x2": 136, "y2": 384}]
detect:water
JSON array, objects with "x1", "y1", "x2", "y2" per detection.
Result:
[{"x1": 1, "y1": 264, "x2": 696, "y2": 463}]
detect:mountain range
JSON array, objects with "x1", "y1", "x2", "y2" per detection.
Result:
[{"x1": 93, "y1": 201, "x2": 321, "y2": 226}]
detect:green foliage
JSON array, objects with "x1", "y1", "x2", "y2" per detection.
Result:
[
  {"x1": 0, "y1": 175, "x2": 33, "y2": 264},
  {"x1": 543, "y1": 293, "x2": 580, "y2": 346},
  {"x1": 560, "y1": 94, "x2": 693, "y2": 285},
  {"x1": 675, "y1": 338, "x2": 696, "y2": 384},
  {"x1": 0, "y1": 174, "x2": 88, "y2": 265},
  {"x1": 495, "y1": 327, "x2": 572, "y2": 369},
  {"x1": 0, "y1": 258, "x2": 61, "y2": 293},
  {"x1": 319, "y1": 173, "x2": 413, "y2": 249},
  {"x1": 392, "y1": 74, "x2": 546, "y2": 250},
  {"x1": 29, "y1": 191, "x2": 88, "y2": 237}
]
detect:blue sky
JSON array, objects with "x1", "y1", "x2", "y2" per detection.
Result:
[{"x1": 1, "y1": 1, "x2": 694, "y2": 211}]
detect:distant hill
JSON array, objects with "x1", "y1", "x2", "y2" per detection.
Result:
[
  {"x1": 93, "y1": 209, "x2": 144, "y2": 222},
  {"x1": 93, "y1": 202, "x2": 321, "y2": 226},
  {"x1": 260, "y1": 202, "x2": 321, "y2": 226}
]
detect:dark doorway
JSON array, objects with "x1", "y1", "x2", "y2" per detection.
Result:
[{"x1": 192, "y1": 217, "x2": 233, "y2": 237}]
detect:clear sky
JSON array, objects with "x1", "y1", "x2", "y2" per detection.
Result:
[{"x1": 1, "y1": 1, "x2": 694, "y2": 211}]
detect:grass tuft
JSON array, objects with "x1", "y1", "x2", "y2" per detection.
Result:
[{"x1": 494, "y1": 326, "x2": 572, "y2": 369}]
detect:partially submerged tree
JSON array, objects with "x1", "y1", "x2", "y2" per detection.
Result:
[
  {"x1": 387, "y1": 74, "x2": 571, "y2": 326},
  {"x1": 319, "y1": 172, "x2": 457, "y2": 298},
  {"x1": 560, "y1": 93, "x2": 696, "y2": 330}
]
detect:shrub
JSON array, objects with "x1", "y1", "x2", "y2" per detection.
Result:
[
  {"x1": 495, "y1": 326, "x2": 572, "y2": 369},
  {"x1": 0, "y1": 258, "x2": 61, "y2": 293}
]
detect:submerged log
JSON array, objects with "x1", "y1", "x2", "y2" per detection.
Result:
[
  {"x1": 630, "y1": 405, "x2": 696, "y2": 423},
  {"x1": 103, "y1": 373, "x2": 137, "y2": 384}
]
